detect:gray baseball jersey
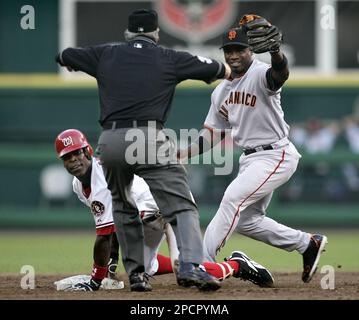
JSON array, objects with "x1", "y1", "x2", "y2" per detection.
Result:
[
  {"x1": 204, "y1": 59, "x2": 289, "y2": 149},
  {"x1": 202, "y1": 58, "x2": 310, "y2": 262}
]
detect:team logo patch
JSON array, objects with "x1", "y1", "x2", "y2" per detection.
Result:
[
  {"x1": 228, "y1": 29, "x2": 237, "y2": 40},
  {"x1": 91, "y1": 201, "x2": 105, "y2": 217}
]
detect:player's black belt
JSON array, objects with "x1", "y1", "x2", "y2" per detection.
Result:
[
  {"x1": 243, "y1": 144, "x2": 274, "y2": 156},
  {"x1": 102, "y1": 120, "x2": 164, "y2": 130}
]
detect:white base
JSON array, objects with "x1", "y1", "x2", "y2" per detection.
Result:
[{"x1": 54, "y1": 275, "x2": 124, "y2": 291}]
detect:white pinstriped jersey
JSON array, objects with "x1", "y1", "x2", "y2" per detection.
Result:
[
  {"x1": 204, "y1": 59, "x2": 290, "y2": 149},
  {"x1": 73, "y1": 158, "x2": 159, "y2": 229}
]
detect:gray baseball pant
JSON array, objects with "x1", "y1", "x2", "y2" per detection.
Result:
[{"x1": 97, "y1": 126, "x2": 204, "y2": 275}]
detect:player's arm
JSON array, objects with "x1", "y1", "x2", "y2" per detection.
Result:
[
  {"x1": 90, "y1": 225, "x2": 119, "y2": 287},
  {"x1": 266, "y1": 51, "x2": 289, "y2": 91},
  {"x1": 177, "y1": 127, "x2": 225, "y2": 160},
  {"x1": 70, "y1": 232, "x2": 112, "y2": 292},
  {"x1": 178, "y1": 88, "x2": 230, "y2": 161},
  {"x1": 93, "y1": 234, "x2": 112, "y2": 269}
]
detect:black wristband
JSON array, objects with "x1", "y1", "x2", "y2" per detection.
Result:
[{"x1": 271, "y1": 54, "x2": 288, "y2": 71}]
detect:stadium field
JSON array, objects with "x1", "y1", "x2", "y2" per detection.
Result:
[
  {"x1": 0, "y1": 229, "x2": 358, "y2": 300},
  {"x1": 0, "y1": 229, "x2": 357, "y2": 274}
]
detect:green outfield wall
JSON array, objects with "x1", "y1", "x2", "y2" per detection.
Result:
[
  {"x1": 1, "y1": 86, "x2": 359, "y2": 144},
  {"x1": 0, "y1": 0, "x2": 58, "y2": 73}
]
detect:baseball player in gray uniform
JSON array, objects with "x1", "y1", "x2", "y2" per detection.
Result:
[{"x1": 178, "y1": 15, "x2": 327, "y2": 283}]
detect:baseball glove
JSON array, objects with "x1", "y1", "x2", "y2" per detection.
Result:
[{"x1": 239, "y1": 14, "x2": 282, "y2": 54}]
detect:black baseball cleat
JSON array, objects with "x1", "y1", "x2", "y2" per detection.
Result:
[
  {"x1": 177, "y1": 262, "x2": 221, "y2": 291},
  {"x1": 302, "y1": 234, "x2": 328, "y2": 283},
  {"x1": 129, "y1": 272, "x2": 152, "y2": 292},
  {"x1": 225, "y1": 251, "x2": 274, "y2": 288}
]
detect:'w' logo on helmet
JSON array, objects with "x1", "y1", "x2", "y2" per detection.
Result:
[{"x1": 62, "y1": 136, "x2": 73, "y2": 147}]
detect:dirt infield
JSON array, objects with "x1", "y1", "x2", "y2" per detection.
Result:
[{"x1": 1, "y1": 272, "x2": 358, "y2": 300}]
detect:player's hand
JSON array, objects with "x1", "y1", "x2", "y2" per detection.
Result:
[{"x1": 64, "y1": 278, "x2": 101, "y2": 292}]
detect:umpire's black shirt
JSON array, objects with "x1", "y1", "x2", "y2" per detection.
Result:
[{"x1": 58, "y1": 36, "x2": 226, "y2": 126}]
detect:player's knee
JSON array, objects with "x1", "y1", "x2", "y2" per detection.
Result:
[
  {"x1": 236, "y1": 214, "x2": 264, "y2": 234},
  {"x1": 236, "y1": 222, "x2": 254, "y2": 234},
  {"x1": 221, "y1": 193, "x2": 244, "y2": 210}
]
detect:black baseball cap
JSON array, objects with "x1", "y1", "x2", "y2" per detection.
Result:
[
  {"x1": 128, "y1": 9, "x2": 158, "y2": 33},
  {"x1": 220, "y1": 26, "x2": 249, "y2": 49}
]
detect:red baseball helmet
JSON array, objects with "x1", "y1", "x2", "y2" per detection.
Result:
[{"x1": 55, "y1": 129, "x2": 93, "y2": 158}]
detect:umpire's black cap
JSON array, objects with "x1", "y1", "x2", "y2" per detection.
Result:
[
  {"x1": 128, "y1": 9, "x2": 158, "y2": 33},
  {"x1": 220, "y1": 26, "x2": 249, "y2": 49}
]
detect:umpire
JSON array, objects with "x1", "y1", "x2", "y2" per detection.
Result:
[{"x1": 56, "y1": 8, "x2": 230, "y2": 292}]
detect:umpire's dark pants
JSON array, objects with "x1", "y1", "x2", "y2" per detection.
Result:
[{"x1": 97, "y1": 125, "x2": 204, "y2": 275}]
